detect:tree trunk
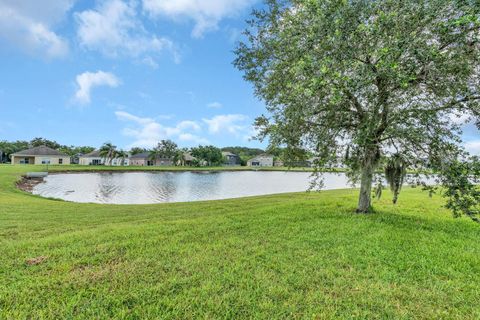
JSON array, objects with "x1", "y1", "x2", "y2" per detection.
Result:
[{"x1": 357, "y1": 153, "x2": 375, "y2": 213}]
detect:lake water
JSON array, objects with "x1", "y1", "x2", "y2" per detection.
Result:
[{"x1": 32, "y1": 171, "x2": 354, "y2": 204}]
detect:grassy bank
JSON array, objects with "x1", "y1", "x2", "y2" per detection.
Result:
[{"x1": 0, "y1": 165, "x2": 479, "y2": 319}]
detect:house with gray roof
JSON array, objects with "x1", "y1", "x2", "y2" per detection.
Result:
[
  {"x1": 78, "y1": 150, "x2": 104, "y2": 165},
  {"x1": 222, "y1": 151, "x2": 241, "y2": 166},
  {"x1": 78, "y1": 150, "x2": 129, "y2": 166},
  {"x1": 11, "y1": 146, "x2": 70, "y2": 165}
]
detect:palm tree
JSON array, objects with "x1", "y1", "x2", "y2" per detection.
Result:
[
  {"x1": 115, "y1": 150, "x2": 128, "y2": 166},
  {"x1": 99, "y1": 142, "x2": 117, "y2": 166},
  {"x1": 174, "y1": 148, "x2": 188, "y2": 166},
  {"x1": 148, "y1": 147, "x2": 161, "y2": 166}
]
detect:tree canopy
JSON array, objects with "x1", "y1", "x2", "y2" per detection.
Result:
[
  {"x1": 235, "y1": 0, "x2": 480, "y2": 213},
  {"x1": 150, "y1": 140, "x2": 179, "y2": 160},
  {"x1": 191, "y1": 145, "x2": 223, "y2": 166}
]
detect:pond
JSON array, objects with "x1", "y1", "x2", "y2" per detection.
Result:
[{"x1": 32, "y1": 171, "x2": 354, "y2": 204}]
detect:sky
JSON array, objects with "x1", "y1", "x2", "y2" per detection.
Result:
[
  {"x1": 0, "y1": 0, "x2": 266, "y2": 150},
  {"x1": 0, "y1": 0, "x2": 478, "y2": 154}
]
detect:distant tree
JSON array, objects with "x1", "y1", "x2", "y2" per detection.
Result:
[
  {"x1": 74, "y1": 146, "x2": 95, "y2": 155},
  {"x1": 149, "y1": 140, "x2": 178, "y2": 163},
  {"x1": 235, "y1": 0, "x2": 480, "y2": 213},
  {"x1": 99, "y1": 142, "x2": 117, "y2": 166},
  {"x1": 191, "y1": 145, "x2": 223, "y2": 166},
  {"x1": 29, "y1": 137, "x2": 61, "y2": 149},
  {"x1": 174, "y1": 148, "x2": 189, "y2": 166},
  {"x1": 130, "y1": 147, "x2": 146, "y2": 155},
  {"x1": 267, "y1": 146, "x2": 309, "y2": 167},
  {"x1": 221, "y1": 146, "x2": 265, "y2": 165},
  {"x1": 0, "y1": 140, "x2": 29, "y2": 163},
  {"x1": 58, "y1": 145, "x2": 95, "y2": 163},
  {"x1": 115, "y1": 150, "x2": 128, "y2": 166}
]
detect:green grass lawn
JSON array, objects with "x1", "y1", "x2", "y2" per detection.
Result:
[{"x1": 0, "y1": 165, "x2": 479, "y2": 319}]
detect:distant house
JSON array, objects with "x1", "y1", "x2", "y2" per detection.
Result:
[
  {"x1": 247, "y1": 154, "x2": 274, "y2": 167},
  {"x1": 78, "y1": 150, "x2": 104, "y2": 165},
  {"x1": 78, "y1": 150, "x2": 129, "y2": 166},
  {"x1": 273, "y1": 160, "x2": 284, "y2": 167},
  {"x1": 111, "y1": 156, "x2": 129, "y2": 166},
  {"x1": 71, "y1": 153, "x2": 82, "y2": 165},
  {"x1": 129, "y1": 152, "x2": 173, "y2": 166},
  {"x1": 181, "y1": 153, "x2": 196, "y2": 166},
  {"x1": 222, "y1": 151, "x2": 241, "y2": 166},
  {"x1": 11, "y1": 146, "x2": 71, "y2": 165}
]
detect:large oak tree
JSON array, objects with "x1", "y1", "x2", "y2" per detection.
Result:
[{"x1": 235, "y1": 0, "x2": 480, "y2": 212}]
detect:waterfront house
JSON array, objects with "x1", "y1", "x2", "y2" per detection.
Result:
[
  {"x1": 130, "y1": 152, "x2": 174, "y2": 166},
  {"x1": 178, "y1": 152, "x2": 197, "y2": 166},
  {"x1": 78, "y1": 150, "x2": 130, "y2": 166},
  {"x1": 78, "y1": 150, "x2": 104, "y2": 165},
  {"x1": 182, "y1": 152, "x2": 197, "y2": 166},
  {"x1": 11, "y1": 146, "x2": 71, "y2": 165},
  {"x1": 222, "y1": 151, "x2": 241, "y2": 166},
  {"x1": 247, "y1": 154, "x2": 274, "y2": 167},
  {"x1": 112, "y1": 155, "x2": 129, "y2": 166},
  {"x1": 273, "y1": 160, "x2": 284, "y2": 167}
]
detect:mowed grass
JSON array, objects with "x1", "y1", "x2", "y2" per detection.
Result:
[{"x1": 0, "y1": 165, "x2": 479, "y2": 319}]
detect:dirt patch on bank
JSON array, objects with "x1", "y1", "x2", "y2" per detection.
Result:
[{"x1": 16, "y1": 176, "x2": 45, "y2": 193}]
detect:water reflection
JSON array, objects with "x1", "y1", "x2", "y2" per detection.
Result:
[{"x1": 33, "y1": 171, "x2": 353, "y2": 204}]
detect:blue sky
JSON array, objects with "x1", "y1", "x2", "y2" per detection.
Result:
[
  {"x1": 0, "y1": 0, "x2": 265, "y2": 149},
  {"x1": 0, "y1": 0, "x2": 478, "y2": 154}
]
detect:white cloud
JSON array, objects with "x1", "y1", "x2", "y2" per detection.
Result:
[
  {"x1": 75, "y1": 0, "x2": 179, "y2": 64},
  {"x1": 465, "y1": 140, "x2": 480, "y2": 155},
  {"x1": 207, "y1": 101, "x2": 222, "y2": 109},
  {"x1": 177, "y1": 120, "x2": 201, "y2": 131},
  {"x1": 74, "y1": 71, "x2": 120, "y2": 104},
  {"x1": 115, "y1": 111, "x2": 208, "y2": 147},
  {"x1": 0, "y1": 1, "x2": 72, "y2": 58},
  {"x1": 178, "y1": 133, "x2": 209, "y2": 144},
  {"x1": 203, "y1": 114, "x2": 249, "y2": 135},
  {"x1": 142, "y1": 0, "x2": 257, "y2": 38}
]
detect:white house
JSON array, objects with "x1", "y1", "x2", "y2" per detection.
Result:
[
  {"x1": 79, "y1": 150, "x2": 130, "y2": 166},
  {"x1": 247, "y1": 154, "x2": 274, "y2": 167},
  {"x1": 78, "y1": 150, "x2": 104, "y2": 165}
]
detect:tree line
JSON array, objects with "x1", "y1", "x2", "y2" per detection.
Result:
[{"x1": 0, "y1": 138, "x2": 270, "y2": 167}]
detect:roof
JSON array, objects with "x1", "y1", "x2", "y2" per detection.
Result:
[
  {"x1": 130, "y1": 152, "x2": 150, "y2": 159},
  {"x1": 80, "y1": 150, "x2": 102, "y2": 158},
  {"x1": 184, "y1": 153, "x2": 196, "y2": 161},
  {"x1": 222, "y1": 151, "x2": 237, "y2": 157},
  {"x1": 12, "y1": 146, "x2": 68, "y2": 157}
]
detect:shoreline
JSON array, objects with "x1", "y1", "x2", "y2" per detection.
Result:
[
  {"x1": 16, "y1": 176, "x2": 45, "y2": 193},
  {"x1": 14, "y1": 167, "x2": 319, "y2": 198}
]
